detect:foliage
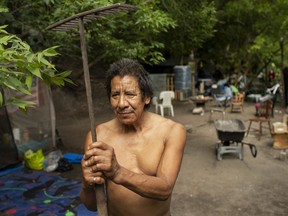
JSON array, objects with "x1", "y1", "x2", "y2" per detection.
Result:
[
  {"x1": 0, "y1": 24, "x2": 73, "y2": 110},
  {"x1": 0, "y1": 0, "x2": 217, "y2": 67},
  {"x1": 159, "y1": 0, "x2": 217, "y2": 64},
  {"x1": 3, "y1": 0, "x2": 288, "y2": 85},
  {"x1": 0, "y1": 0, "x2": 174, "y2": 65},
  {"x1": 200, "y1": 0, "x2": 288, "y2": 83}
]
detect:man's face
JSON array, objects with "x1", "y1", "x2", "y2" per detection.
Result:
[{"x1": 110, "y1": 75, "x2": 150, "y2": 125}]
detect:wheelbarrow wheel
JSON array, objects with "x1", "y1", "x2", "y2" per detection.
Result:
[
  {"x1": 250, "y1": 144, "x2": 257, "y2": 158},
  {"x1": 242, "y1": 142, "x2": 257, "y2": 158}
]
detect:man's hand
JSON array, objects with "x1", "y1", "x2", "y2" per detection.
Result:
[{"x1": 83, "y1": 141, "x2": 121, "y2": 184}]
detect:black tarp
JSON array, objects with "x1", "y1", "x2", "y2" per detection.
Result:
[{"x1": 0, "y1": 104, "x2": 20, "y2": 170}]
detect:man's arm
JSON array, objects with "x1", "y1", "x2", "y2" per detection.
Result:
[{"x1": 80, "y1": 180, "x2": 97, "y2": 211}]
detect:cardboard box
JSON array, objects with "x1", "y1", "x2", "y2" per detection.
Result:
[{"x1": 273, "y1": 122, "x2": 288, "y2": 134}]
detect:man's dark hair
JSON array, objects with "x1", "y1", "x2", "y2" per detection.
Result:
[{"x1": 106, "y1": 58, "x2": 154, "y2": 109}]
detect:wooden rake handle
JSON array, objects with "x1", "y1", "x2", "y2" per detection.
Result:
[{"x1": 79, "y1": 18, "x2": 108, "y2": 216}]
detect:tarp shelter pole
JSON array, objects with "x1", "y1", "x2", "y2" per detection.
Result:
[
  {"x1": 48, "y1": 88, "x2": 56, "y2": 148},
  {"x1": 79, "y1": 18, "x2": 108, "y2": 216}
]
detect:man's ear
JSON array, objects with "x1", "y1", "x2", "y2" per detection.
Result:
[{"x1": 145, "y1": 97, "x2": 151, "y2": 105}]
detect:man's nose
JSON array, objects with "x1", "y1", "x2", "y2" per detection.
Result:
[{"x1": 118, "y1": 94, "x2": 128, "y2": 108}]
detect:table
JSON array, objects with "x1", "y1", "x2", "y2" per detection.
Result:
[
  {"x1": 190, "y1": 96, "x2": 213, "y2": 114},
  {"x1": 190, "y1": 96, "x2": 213, "y2": 107}
]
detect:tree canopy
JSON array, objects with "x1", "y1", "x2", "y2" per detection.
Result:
[
  {"x1": 200, "y1": 0, "x2": 288, "y2": 80},
  {"x1": 0, "y1": 0, "x2": 216, "y2": 67},
  {"x1": 2, "y1": 0, "x2": 288, "y2": 92}
]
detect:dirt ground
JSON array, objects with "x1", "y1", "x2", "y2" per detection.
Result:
[{"x1": 53, "y1": 88, "x2": 288, "y2": 216}]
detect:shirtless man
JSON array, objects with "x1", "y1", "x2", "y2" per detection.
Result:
[{"x1": 80, "y1": 58, "x2": 186, "y2": 216}]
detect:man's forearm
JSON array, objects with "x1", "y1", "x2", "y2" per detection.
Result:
[
  {"x1": 80, "y1": 180, "x2": 98, "y2": 211},
  {"x1": 113, "y1": 167, "x2": 173, "y2": 201}
]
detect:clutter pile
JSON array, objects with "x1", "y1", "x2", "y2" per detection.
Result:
[{"x1": 24, "y1": 149, "x2": 83, "y2": 173}]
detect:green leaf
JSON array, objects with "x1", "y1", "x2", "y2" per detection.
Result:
[
  {"x1": 42, "y1": 46, "x2": 59, "y2": 57},
  {"x1": 5, "y1": 98, "x2": 35, "y2": 110},
  {"x1": 0, "y1": 25, "x2": 8, "y2": 30},
  {"x1": 62, "y1": 77, "x2": 76, "y2": 85},
  {"x1": 0, "y1": 8, "x2": 8, "y2": 13},
  {"x1": 40, "y1": 57, "x2": 54, "y2": 68},
  {"x1": 25, "y1": 74, "x2": 33, "y2": 91},
  {"x1": 27, "y1": 53, "x2": 35, "y2": 63},
  {"x1": 27, "y1": 66, "x2": 42, "y2": 78},
  {"x1": 57, "y1": 70, "x2": 72, "y2": 78},
  {"x1": 0, "y1": 92, "x2": 3, "y2": 106},
  {"x1": 3, "y1": 76, "x2": 23, "y2": 90},
  {"x1": 0, "y1": 36, "x2": 14, "y2": 45},
  {"x1": 37, "y1": 52, "x2": 43, "y2": 63},
  {"x1": 51, "y1": 77, "x2": 65, "y2": 86},
  {"x1": 18, "y1": 41, "x2": 31, "y2": 50}
]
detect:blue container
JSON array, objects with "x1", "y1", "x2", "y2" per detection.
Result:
[{"x1": 173, "y1": 65, "x2": 192, "y2": 90}]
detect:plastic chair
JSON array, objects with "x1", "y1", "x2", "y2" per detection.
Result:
[
  {"x1": 152, "y1": 96, "x2": 159, "y2": 114},
  {"x1": 246, "y1": 99, "x2": 273, "y2": 140},
  {"x1": 209, "y1": 85, "x2": 230, "y2": 121},
  {"x1": 209, "y1": 96, "x2": 228, "y2": 122},
  {"x1": 158, "y1": 91, "x2": 175, "y2": 117},
  {"x1": 210, "y1": 84, "x2": 232, "y2": 107}
]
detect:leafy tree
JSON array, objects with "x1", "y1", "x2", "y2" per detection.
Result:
[
  {"x1": 0, "y1": 0, "x2": 217, "y2": 71},
  {"x1": 1, "y1": 0, "x2": 176, "y2": 66},
  {"x1": 0, "y1": 22, "x2": 73, "y2": 110},
  {"x1": 159, "y1": 0, "x2": 217, "y2": 64},
  {"x1": 200, "y1": 0, "x2": 288, "y2": 87}
]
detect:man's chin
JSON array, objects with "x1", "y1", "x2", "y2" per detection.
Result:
[{"x1": 117, "y1": 117, "x2": 134, "y2": 125}]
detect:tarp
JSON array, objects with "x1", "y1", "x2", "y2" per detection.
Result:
[{"x1": 0, "y1": 168, "x2": 97, "y2": 215}]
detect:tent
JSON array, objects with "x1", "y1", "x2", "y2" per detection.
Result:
[{"x1": 0, "y1": 78, "x2": 56, "y2": 170}]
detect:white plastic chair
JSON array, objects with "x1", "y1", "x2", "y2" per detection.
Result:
[
  {"x1": 152, "y1": 96, "x2": 159, "y2": 114},
  {"x1": 159, "y1": 91, "x2": 175, "y2": 117}
]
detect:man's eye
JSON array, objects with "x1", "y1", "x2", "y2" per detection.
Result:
[
  {"x1": 126, "y1": 93, "x2": 136, "y2": 97},
  {"x1": 111, "y1": 93, "x2": 119, "y2": 98}
]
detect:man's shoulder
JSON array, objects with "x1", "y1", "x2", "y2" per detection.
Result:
[
  {"x1": 98, "y1": 118, "x2": 115, "y2": 126},
  {"x1": 149, "y1": 112, "x2": 185, "y2": 131}
]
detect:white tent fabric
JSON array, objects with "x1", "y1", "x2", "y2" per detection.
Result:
[{"x1": 2, "y1": 78, "x2": 56, "y2": 159}]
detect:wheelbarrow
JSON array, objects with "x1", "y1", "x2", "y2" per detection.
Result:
[{"x1": 214, "y1": 119, "x2": 257, "y2": 160}]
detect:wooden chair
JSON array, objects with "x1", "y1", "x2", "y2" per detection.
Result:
[
  {"x1": 231, "y1": 92, "x2": 245, "y2": 113},
  {"x1": 246, "y1": 99, "x2": 273, "y2": 140}
]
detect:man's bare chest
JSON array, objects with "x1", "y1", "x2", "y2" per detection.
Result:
[{"x1": 101, "y1": 132, "x2": 165, "y2": 175}]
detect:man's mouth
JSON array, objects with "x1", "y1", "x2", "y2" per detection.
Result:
[{"x1": 118, "y1": 112, "x2": 131, "y2": 115}]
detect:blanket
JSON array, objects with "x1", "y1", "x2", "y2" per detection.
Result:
[{"x1": 0, "y1": 168, "x2": 97, "y2": 216}]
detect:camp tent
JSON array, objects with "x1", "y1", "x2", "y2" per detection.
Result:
[{"x1": 0, "y1": 78, "x2": 56, "y2": 170}]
